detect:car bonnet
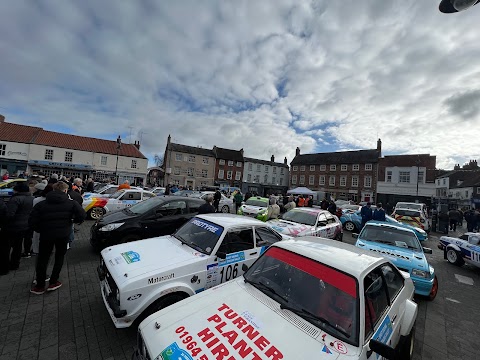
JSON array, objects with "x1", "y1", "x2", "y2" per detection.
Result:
[
  {"x1": 241, "y1": 204, "x2": 266, "y2": 213},
  {"x1": 140, "y1": 279, "x2": 351, "y2": 359},
  {"x1": 101, "y1": 236, "x2": 206, "y2": 285},
  {"x1": 267, "y1": 219, "x2": 313, "y2": 237}
]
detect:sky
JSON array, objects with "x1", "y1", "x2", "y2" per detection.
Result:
[{"x1": 1, "y1": 0, "x2": 480, "y2": 170}]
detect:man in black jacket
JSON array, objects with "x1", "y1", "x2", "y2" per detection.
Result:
[
  {"x1": 29, "y1": 181, "x2": 86, "y2": 294},
  {"x1": 0, "y1": 183, "x2": 34, "y2": 275}
]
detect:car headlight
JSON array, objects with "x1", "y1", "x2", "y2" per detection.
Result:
[
  {"x1": 412, "y1": 269, "x2": 429, "y2": 278},
  {"x1": 259, "y1": 208, "x2": 268, "y2": 214},
  {"x1": 418, "y1": 229, "x2": 426, "y2": 235},
  {"x1": 99, "y1": 223, "x2": 125, "y2": 232},
  {"x1": 116, "y1": 289, "x2": 120, "y2": 303}
]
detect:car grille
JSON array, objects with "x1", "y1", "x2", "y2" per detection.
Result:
[
  {"x1": 368, "y1": 248, "x2": 410, "y2": 261},
  {"x1": 100, "y1": 257, "x2": 119, "y2": 303},
  {"x1": 137, "y1": 330, "x2": 151, "y2": 360}
]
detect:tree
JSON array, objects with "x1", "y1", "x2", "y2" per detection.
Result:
[{"x1": 154, "y1": 154, "x2": 164, "y2": 167}]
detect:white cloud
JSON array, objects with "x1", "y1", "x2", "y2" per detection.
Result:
[{"x1": 0, "y1": 0, "x2": 479, "y2": 169}]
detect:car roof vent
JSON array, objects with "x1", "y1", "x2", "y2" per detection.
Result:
[
  {"x1": 368, "y1": 248, "x2": 409, "y2": 260},
  {"x1": 244, "y1": 284, "x2": 321, "y2": 339}
]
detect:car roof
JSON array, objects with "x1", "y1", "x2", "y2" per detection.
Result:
[
  {"x1": 196, "y1": 213, "x2": 268, "y2": 226},
  {"x1": 290, "y1": 207, "x2": 330, "y2": 214},
  {"x1": 1, "y1": 178, "x2": 27, "y2": 183},
  {"x1": 272, "y1": 238, "x2": 386, "y2": 279},
  {"x1": 247, "y1": 196, "x2": 269, "y2": 201},
  {"x1": 364, "y1": 221, "x2": 417, "y2": 235}
]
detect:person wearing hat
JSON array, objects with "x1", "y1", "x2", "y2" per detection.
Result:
[
  {"x1": 33, "y1": 182, "x2": 47, "y2": 198},
  {"x1": 0, "y1": 183, "x2": 34, "y2": 275},
  {"x1": 48, "y1": 173, "x2": 59, "y2": 184}
]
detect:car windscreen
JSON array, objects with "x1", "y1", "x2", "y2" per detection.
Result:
[
  {"x1": 395, "y1": 209, "x2": 421, "y2": 217},
  {"x1": 245, "y1": 198, "x2": 268, "y2": 207},
  {"x1": 396, "y1": 203, "x2": 422, "y2": 211},
  {"x1": 281, "y1": 210, "x2": 317, "y2": 226},
  {"x1": 244, "y1": 247, "x2": 359, "y2": 345},
  {"x1": 128, "y1": 196, "x2": 167, "y2": 215},
  {"x1": 173, "y1": 217, "x2": 224, "y2": 254},
  {"x1": 361, "y1": 226, "x2": 421, "y2": 251}
]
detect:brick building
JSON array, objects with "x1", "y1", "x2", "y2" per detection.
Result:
[
  {"x1": 212, "y1": 146, "x2": 244, "y2": 188},
  {"x1": 290, "y1": 140, "x2": 382, "y2": 203}
]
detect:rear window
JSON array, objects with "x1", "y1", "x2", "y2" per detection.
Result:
[
  {"x1": 396, "y1": 203, "x2": 422, "y2": 211},
  {"x1": 395, "y1": 209, "x2": 421, "y2": 217}
]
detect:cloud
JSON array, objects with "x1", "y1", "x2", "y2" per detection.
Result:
[{"x1": 0, "y1": 0, "x2": 479, "y2": 170}]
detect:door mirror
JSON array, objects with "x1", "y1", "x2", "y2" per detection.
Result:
[
  {"x1": 423, "y1": 247, "x2": 433, "y2": 254},
  {"x1": 242, "y1": 263, "x2": 249, "y2": 272},
  {"x1": 352, "y1": 233, "x2": 359, "y2": 239},
  {"x1": 368, "y1": 339, "x2": 396, "y2": 360},
  {"x1": 216, "y1": 251, "x2": 227, "y2": 260}
]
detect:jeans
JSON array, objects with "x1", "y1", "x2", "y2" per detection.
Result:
[
  {"x1": 35, "y1": 235, "x2": 68, "y2": 287},
  {"x1": 0, "y1": 229, "x2": 27, "y2": 273}
]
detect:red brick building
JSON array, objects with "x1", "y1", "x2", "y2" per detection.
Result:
[{"x1": 212, "y1": 146, "x2": 244, "y2": 188}]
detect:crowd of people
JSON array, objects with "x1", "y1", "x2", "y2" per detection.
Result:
[{"x1": 0, "y1": 173, "x2": 86, "y2": 295}]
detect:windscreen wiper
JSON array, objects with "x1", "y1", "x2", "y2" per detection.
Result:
[
  {"x1": 280, "y1": 304, "x2": 351, "y2": 338},
  {"x1": 244, "y1": 278, "x2": 289, "y2": 303}
]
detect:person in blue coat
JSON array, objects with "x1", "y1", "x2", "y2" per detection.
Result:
[
  {"x1": 361, "y1": 202, "x2": 373, "y2": 229},
  {"x1": 373, "y1": 203, "x2": 386, "y2": 221}
]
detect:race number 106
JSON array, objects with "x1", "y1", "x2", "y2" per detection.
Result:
[{"x1": 220, "y1": 263, "x2": 238, "y2": 283}]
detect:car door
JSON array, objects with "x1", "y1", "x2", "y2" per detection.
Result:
[
  {"x1": 140, "y1": 200, "x2": 188, "y2": 238},
  {"x1": 117, "y1": 191, "x2": 142, "y2": 210},
  {"x1": 254, "y1": 226, "x2": 282, "y2": 254},
  {"x1": 204, "y1": 226, "x2": 257, "y2": 289},
  {"x1": 314, "y1": 212, "x2": 330, "y2": 237},
  {"x1": 362, "y1": 264, "x2": 405, "y2": 359},
  {"x1": 323, "y1": 213, "x2": 340, "y2": 239}
]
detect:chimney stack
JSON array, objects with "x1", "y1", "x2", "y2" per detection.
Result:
[
  {"x1": 377, "y1": 138, "x2": 382, "y2": 157},
  {"x1": 0, "y1": 114, "x2": 5, "y2": 123},
  {"x1": 284, "y1": 157, "x2": 287, "y2": 165},
  {"x1": 133, "y1": 141, "x2": 140, "y2": 150},
  {"x1": 295, "y1": 147, "x2": 300, "y2": 156},
  {"x1": 271, "y1": 155, "x2": 275, "y2": 162}
]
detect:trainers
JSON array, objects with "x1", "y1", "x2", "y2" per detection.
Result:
[
  {"x1": 47, "y1": 281, "x2": 62, "y2": 291},
  {"x1": 30, "y1": 286, "x2": 45, "y2": 295},
  {"x1": 67, "y1": 243, "x2": 70, "y2": 250},
  {"x1": 21, "y1": 253, "x2": 31, "y2": 258},
  {"x1": 32, "y1": 276, "x2": 50, "y2": 285}
]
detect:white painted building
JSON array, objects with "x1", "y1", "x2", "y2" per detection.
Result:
[
  {"x1": 377, "y1": 166, "x2": 436, "y2": 198},
  {"x1": 242, "y1": 156, "x2": 289, "y2": 195}
]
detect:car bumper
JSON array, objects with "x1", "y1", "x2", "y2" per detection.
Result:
[
  {"x1": 411, "y1": 276, "x2": 435, "y2": 296},
  {"x1": 90, "y1": 226, "x2": 115, "y2": 248},
  {"x1": 97, "y1": 266, "x2": 131, "y2": 328}
]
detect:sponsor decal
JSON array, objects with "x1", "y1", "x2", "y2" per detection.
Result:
[
  {"x1": 127, "y1": 294, "x2": 142, "y2": 301},
  {"x1": 372, "y1": 315, "x2": 393, "y2": 359},
  {"x1": 191, "y1": 219, "x2": 223, "y2": 236},
  {"x1": 240, "y1": 310, "x2": 263, "y2": 329},
  {"x1": 219, "y1": 252, "x2": 245, "y2": 266},
  {"x1": 332, "y1": 340, "x2": 347, "y2": 354},
  {"x1": 148, "y1": 273, "x2": 175, "y2": 284},
  {"x1": 322, "y1": 345, "x2": 333, "y2": 354},
  {"x1": 156, "y1": 342, "x2": 193, "y2": 360},
  {"x1": 84, "y1": 198, "x2": 109, "y2": 212},
  {"x1": 170, "y1": 303, "x2": 283, "y2": 360},
  {"x1": 121, "y1": 251, "x2": 140, "y2": 264}
]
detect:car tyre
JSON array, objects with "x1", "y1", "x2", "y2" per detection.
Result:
[
  {"x1": 446, "y1": 248, "x2": 464, "y2": 266},
  {"x1": 221, "y1": 205, "x2": 230, "y2": 213},
  {"x1": 136, "y1": 293, "x2": 188, "y2": 327},
  {"x1": 398, "y1": 324, "x2": 415, "y2": 360},
  {"x1": 344, "y1": 221, "x2": 356, "y2": 232},
  {"x1": 88, "y1": 207, "x2": 105, "y2": 220},
  {"x1": 427, "y1": 275, "x2": 438, "y2": 301}
]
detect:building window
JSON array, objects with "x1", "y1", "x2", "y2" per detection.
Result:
[
  {"x1": 309, "y1": 175, "x2": 315, "y2": 185},
  {"x1": 264, "y1": 174, "x2": 268, "y2": 183},
  {"x1": 228, "y1": 160, "x2": 234, "y2": 166},
  {"x1": 265, "y1": 165, "x2": 269, "y2": 173},
  {"x1": 365, "y1": 176, "x2": 372, "y2": 188},
  {"x1": 399, "y1": 171, "x2": 411, "y2": 183},
  {"x1": 272, "y1": 177, "x2": 276, "y2": 184},
  {"x1": 254, "y1": 175, "x2": 260, "y2": 182},
  {"x1": 187, "y1": 168, "x2": 194, "y2": 177},
  {"x1": 227, "y1": 171, "x2": 233, "y2": 180},
  {"x1": 418, "y1": 171, "x2": 424, "y2": 184},
  {"x1": 202, "y1": 169, "x2": 208, "y2": 178},
  {"x1": 340, "y1": 176, "x2": 347, "y2": 187},
  {"x1": 465, "y1": 190, "x2": 469, "y2": 198},
  {"x1": 45, "y1": 149, "x2": 53, "y2": 160},
  {"x1": 173, "y1": 179, "x2": 180, "y2": 185},
  {"x1": 280, "y1": 168, "x2": 284, "y2": 175},
  {"x1": 299, "y1": 175, "x2": 305, "y2": 185},
  {"x1": 341, "y1": 164, "x2": 347, "y2": 171},
  {"x1": 101, "y1": 156, "x2": 107, "y2": 166},
  {"x1": 218, "y1": 170, "x2": 224, "y2": 179},
  {"x1": 202, "y1": 157, "x2": 209, "y2": 164},
  {"x1": 236, "y1": 161, "x2": 242, "y2": 167},
  {"x1": 174, "y1": 167, "x2": 180, "y2": 175},
  {"x1": 443, "y1": 178, "x2": 446, "y2": 185},
  {"x1": 329, "y1": 176, "x2": 335, "y2": 186},
  {"x1": 219, "y1": 159, "x2": 225, "y2": 165},
  {"x1": 293, "y1": 166, "x2": 298, "y2": 171},
  {"x1": 310, "y1": 165, "x2": 315, "y2": 171},
  {"x1": 248, "y1": 163, "x2": 253, "y2": 171},
  {"x1": 320, "y1": 165, "x2": 326, "y2": 171},
  {"x1": 0, "y1": 143, "x2": 6, "y2": 156},
  {"x1": 292, "y1": 175, "x2": 297, "y2": 185},
  {"x1": 188, "y1": 155, "x2": 195, "y2": 163},
  {"x1": 365, "y1": 163, "x2": 373, "y2": 171},
  {"x1": 353, "y1": 164, "x2": 359, "y2": 171},
  {"x1": 175, "y1": 153, "x2": 182, "y2": 161},
  {"x1": 477, "y1": 188, "x2": 480, "y2": 194},
  {"x1": 352, "y1": 176, "x2": 359, "y2": 187},
  {"x1": 273, "y1": 167, "x2": 277, "y2": 174},
  {"x1": 319, "y1": 176, "x2": 325, "y2": 185},
  {"x1": 386, "y1": 171, "x2": 392, "y2": 182},
  {"x1": 247, "y1": 174, "x2": 252, "y2": 182},
  {"x1": 64, "y1": 151, "x2": 73, "y2": 162},
  {"x1": 129, "y1": 160, "x2": 136, "y2": 169},
  {"x1": 300, "y1": 166, "x2": 305, "y2": 171},
  {"x1": 235, "y1": 172, "x2": 241, "y2": 180},
  {"x1": 330, "y1": 165, "x2": 336, "y2": 171},
  {"x1": 280, "y1": 178, "x2": 283, "y2": 184}
]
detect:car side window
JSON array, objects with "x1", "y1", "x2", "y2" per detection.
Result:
[
  {"x1": 460, "y1": 234, "x2": 468, "y2": 241},
  {"x1": 317, "y1": 213, "x2": 328, "y2": 226},
  {"x1": 124, "y1": 192, "x2": 141, "y2": 201},
  {"x1": 364, "y1": 268, "x2": 389, "y2": 340},
  {"x1": 325, "y1": 214, "x2": 336, "y2": 224},
  {"x1": 255, "y1": 227, "x2": 281, "y2": 247},
  {"x1": 188, "y1": 200, "x2": 202, "y2": 214},
  {"x1": 381, "y1": 264, "x2": 404, "y2": 302},
  {"x1": 469, "y1": 236, "x2": 480, "y2": 245},
  {"x1": 157, "y1": 201, "x2": 187, "y2": 216},
  {"x1": 218, "y1": 228, "x2": 254, "y2": 254}
]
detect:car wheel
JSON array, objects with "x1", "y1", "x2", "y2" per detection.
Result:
[
  {"x1": 446, "y1": 248, "x2": 464, "y2": 266},
  {"x1": 88, "y1": 207, "x2": 104, "y2": 220},
  {"x1": 427, "y1": 275, "x2": 438, "y2": 301},
  {"x1": 120, "y1": 234, "x2": 141, "y2": 244},
  {"x1": 398, "y1": 325, "x2": 415, "y2": 360},
  {"x1": 136, "y1": 293, "x2": 188, "y2": 326},
  {"x1": 221, "y1": 205, "x2": 230, "y2": 213},
  {"x1": 344, "y1": 221, "x2": 356, "y2": 232}
]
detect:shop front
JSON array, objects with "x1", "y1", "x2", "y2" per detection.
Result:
[{"x1": 28, "y1": 160, "x2": 93, "y2": 179}]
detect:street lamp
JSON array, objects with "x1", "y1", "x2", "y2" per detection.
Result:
[{"x1": 115, "y1": 135, "x2": 121, "y2": 184}]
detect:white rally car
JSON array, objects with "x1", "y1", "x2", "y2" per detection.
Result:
[
  {"x1": 133, "y1": 238, "x2": 418, "y2": 360},
  {"x1": 267, "y1": 208, "x2": 343, "y2": 241},
  {"x1": 83, "y1": 189, "x2": 156, "y2": 220},
  {"x1": 97, "y1": 213, "x2": 291, "y2": 328},
  {"x1": 438, "y1": 232, "x2": 480, "y2": 268}
]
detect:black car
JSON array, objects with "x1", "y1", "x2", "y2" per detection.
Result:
[{"x1": 90, "y1": 195, "x2": 205, "y2": 250}]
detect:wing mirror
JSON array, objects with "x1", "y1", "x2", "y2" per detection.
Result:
[
  {"x1": 216, "y1": 251, "x2": 227, "y2": 260},
  {"x1": 242, "y1": 264, "x2": 249, "y2": 272},
  {"x1": 352, "y1": 233, "x2": 359, "y2": 239},
  {"x1": 423, "y1": 247, "x2": 433, "y2": 254},
  {"x1": 368, "y1": 339, "x2": 396, "y2": 360},
  {"x1": 155, "y1": 210, "x2": 164, "y2": 218}
]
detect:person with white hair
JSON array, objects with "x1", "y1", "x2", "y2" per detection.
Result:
[{"x1": 267, "y1": 197, "x2": 280, "y2": 220}]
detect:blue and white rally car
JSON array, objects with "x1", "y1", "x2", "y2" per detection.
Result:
[
  {"x1": 355, "y1": 221, "x2": 438, "y2": 300},
  {"x1": 438, "y1": 232, "x2": 480, "y2": 268}
]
